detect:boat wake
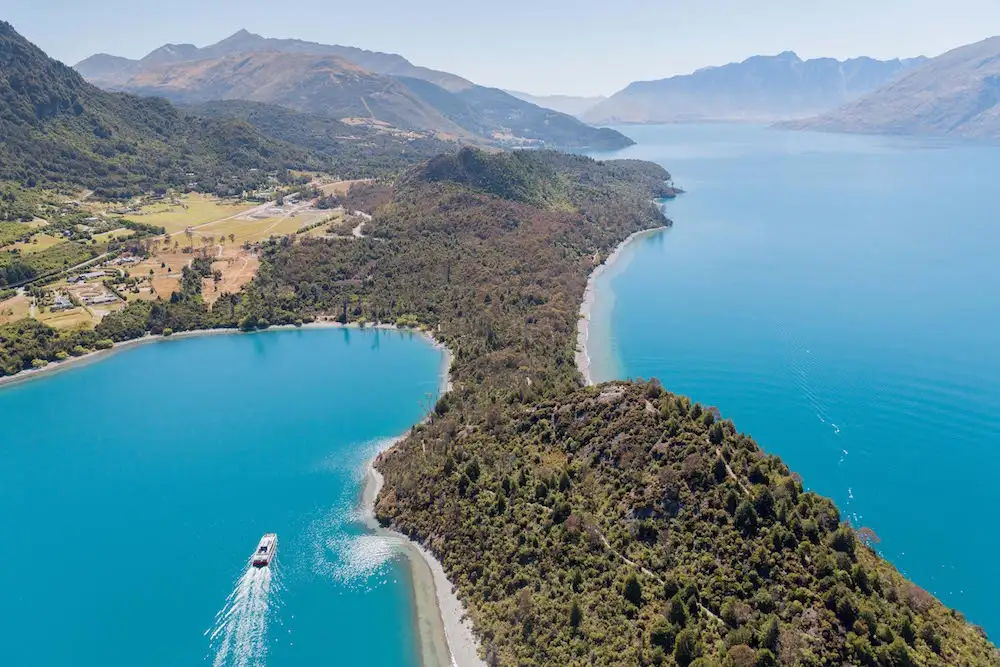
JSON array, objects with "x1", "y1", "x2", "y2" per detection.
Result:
[{"x1": 208, "y1": 560, "x2": 281, "y2": 667}]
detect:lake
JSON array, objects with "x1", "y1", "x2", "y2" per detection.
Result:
[
  {"x1": 0, "y1": 327, "x2": 444, "y2": 667},
  {"x1": 589, "y1": 124, "x2": 1000, "y2": 637}
]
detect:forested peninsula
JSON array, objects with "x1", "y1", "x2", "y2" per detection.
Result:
[{"x1": 4, "y1": 16, "x2": 996, "y2": 665}]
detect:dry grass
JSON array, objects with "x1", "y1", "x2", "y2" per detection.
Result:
[
  {"x1": 132, "y1": 194, "x2": 256, "y2": 234},
  {"x1": 0, "y1": 293, "x2": 31, "y2": 324},
  {"x1": 37, "y1": 306, "x2": 98, "y2": 330},
  {"x1": 195, "y1": 216, "x2": 307, "y2": 245},
  {"x1": 319, "y1": 179, "x2": 371, "y2": 197},
  {"x1": 92, "y1": 228, "x2": 135, "y2": 244},
  {"x1": 202, "y1": 253, "x2": 261, "y2": 305}
]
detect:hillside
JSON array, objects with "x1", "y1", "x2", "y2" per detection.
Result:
[
  {"x1": 117, "y1": 51, "x2": 473, "y2": 138},
  {"x1": 583, "y1": 52, "x2": 925, "y2": 124},
  {"x1": 785, "y1": 37, "x2": 1000, "y2": 138},
  {"x1": 0, "y1": 22, "x2": 321, "y2": 200},
  {"x1": 75, "y1": 30, "x2": 633, "y2": 151},
  {"x1": 506, "y1": 91, "x2": 607, "y2": 117},
  {"x1": 183, "y1": 100, "x2": 456, "y2": 178}
]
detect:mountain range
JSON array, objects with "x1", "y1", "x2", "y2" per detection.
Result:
[
  {"x1": 0, "y1": 21, "x2": 322, "y2": 199},
  {"x1": 583, "y1": 52, "x2": 927, "y2": 124},
  {"x1": 785, "y1": 37, "x2": 1000, "y2": 139},
  {"x1": 75, "y1": 31, "x2": 632, "y2": 151}
]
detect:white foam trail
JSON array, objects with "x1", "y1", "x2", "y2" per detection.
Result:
[{"x1": 209, "y1": 561, "x2": 280, "y2": 667}]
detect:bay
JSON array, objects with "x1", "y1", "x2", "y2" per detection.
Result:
[
  {"x1": 589, "y1": 124, "x2": 1000, "y2": 636},
  {"x1": 0, "y1": 327, "x2": 443, "y2": 666}
]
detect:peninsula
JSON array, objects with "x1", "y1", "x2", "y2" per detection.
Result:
[{"x1": 2, "y1": 20, "x2": 997, "y2": 667}]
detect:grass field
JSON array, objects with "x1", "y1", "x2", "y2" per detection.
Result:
[
  {"x1": 2, "y1": 233, "x2": 64, "y2": 254},
  {"x1": 131, "y1": 194, "x2": 256, "y2": 234},
  {"x1": 37, "y1": 306, "x2": 97, "y2": 330},
  {"x1": 202, "y1": 254, "x2": 260, "y2": 305},
  {"x1": 195, "y1": 216, "x2": 313, "y2": 245},
  {"x1": 92, "y1": 228, "x2": 135, "y2": 244}
]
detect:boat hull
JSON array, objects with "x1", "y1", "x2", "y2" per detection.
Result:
[{"x1": 251, "y1": 533, "x2": 277, "y2": 568}]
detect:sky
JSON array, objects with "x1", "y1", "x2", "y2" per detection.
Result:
[{"x1": 7, "y1": 0, "x2": 1000, "y2": 96}]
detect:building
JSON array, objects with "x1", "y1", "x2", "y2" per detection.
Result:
[{"x1": 51, "y1": 294, "x2": 74, "y2": 311}]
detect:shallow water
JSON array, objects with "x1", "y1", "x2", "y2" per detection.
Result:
[
  {"x1": 590, "y1": 124, "x2": 1000, "y2": 636},
  {"x1": 0, "y1": 328, "x2": 443, "y2": 666}
]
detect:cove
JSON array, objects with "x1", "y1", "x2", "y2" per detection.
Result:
[
  {"x1": 0, "y1": 327, "x2": 444, "y2": 667},
  {"x1": 589, "y1": 124, "x2": 1000, "y2": 637}
]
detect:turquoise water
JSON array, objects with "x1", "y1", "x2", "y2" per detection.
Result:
[
  {"x1": 590, "y1": 125, "x2": 1000, "y2": 636},
  {"x1": 0, "y1": 328, "x2": 443, "y2": 667}
]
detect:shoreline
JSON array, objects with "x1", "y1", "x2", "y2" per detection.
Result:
[
  {"x1": 361, "y1": 459, "x2": 484, "y2": 667},
  {"x1": 0, "y1": 320, "x2": 435, "y2": 390},
  {"x1": 3, "y1": 314, "x2": 477, "y2": 664},
  {"x1": 575, "y1": 226, "x2": 667, "y2": 385},
  {"x1": 359, "y1": 333, "x2": 485, "y2": 667}
]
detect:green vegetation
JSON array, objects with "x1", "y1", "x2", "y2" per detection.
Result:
[
  {"x1": 183, "y1": 100, "x2": 458, "y2": 180},
  {"x1": 381, "y1": 380, "x2": 998, "y2": 665},
  {"x1": 0, "y1": 22, "x2": 324, "y2": 202},
  {"x1": 0, "y1": 318, "x2": 103, "y2": 375},
  {"x1": 0, "y1": 241, "x2": 96, "y2": 287},
  {"x1": 0, "y1": 183, "x2": 48, "y2": 221},
  {"x1": 0, "y1": 47, "x2": 994, "y2": 663},
  {"x1": 0, "y1": 221, "x2": 33, "y2": 245}
]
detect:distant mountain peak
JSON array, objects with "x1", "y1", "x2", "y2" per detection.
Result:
[
  {"x1": 215, "y1": 28, "x2": 264, "y2": 46},
  {"x1": 583, "y1": 51, "x2": 924, "y2": 124},
  {"x1": 786, "y1": 35, "x2": 1000, "y2": 139}
]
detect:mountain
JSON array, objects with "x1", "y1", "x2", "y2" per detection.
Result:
[
  {"x1": 785, "y1": 37, "x2": 1000, "y2": 138},
  {"x1": 81, "y1": 28, "x2": 477, "y2": 92},
  {"x1": 116, "y1": 51, "x2": 473, "y2": 139},
  {"x1": 505, "y1": 91, "x2": 607, "y2": 117},
  {"x1": 0, "y1": 22, "x2": 321, "y2": 199},
  {"x1": 583, "y1": 52, "x2": 926, "y2": 124},
  {"x1": 75, "y1": 31, "x2": 632, "y2": 151}
]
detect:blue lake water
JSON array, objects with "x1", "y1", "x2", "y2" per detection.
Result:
[
  {"x1": 590, "y1": 124, "x2": 1000, "y2": 637},
  {"x1": 0, "y1": 328, "x2": 443, "y2": 667}
]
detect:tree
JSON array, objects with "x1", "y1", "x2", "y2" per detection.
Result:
[
  {"x1": 668, "y1": 595, "x2": 688, "y2": 626},
  {"x1": 735, "y1": 500, "x2": 758, "y2": 536},
  {"x1": 760, "y1": 615, "x2": 780, "y2": 653},
  {"x1": 569, "y1": 599, "x2": 582, "y2": 629},
  {"x1": 878, "y1": 637, "x2": 912, "y2": 667},
  {"x1": 649, "y1": 618, "x2": 677, "y2": 651},
  {"x1": 726, "y1": 645, "x2": 755, "y2": 667},
  {"x1": 674, "y1": 629, "x2": 700, "y2": 667},
  {"x1": 857, "y1": 526, "x2": 881, "y2": 549},
  {"x1": 623, "y1": 573, "x2": 642, "y2": 606}
]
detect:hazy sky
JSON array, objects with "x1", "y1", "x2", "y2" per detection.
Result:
[{"x1": 8, "y1": 0, "x2": 1000, "y2": 95}]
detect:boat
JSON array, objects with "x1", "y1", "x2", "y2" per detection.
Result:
[{"x1": 252, "y1": 533, "x2": 277, "y2": 568}]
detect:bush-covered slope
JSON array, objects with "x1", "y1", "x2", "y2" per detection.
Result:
[
  {"x1": 378, "y1": 381, "x2": 998, "y2": 666},
  {"x1": 182, "y1": 100, "x2": 457, "y2": 179},
  {"x1": 412, "y1": 148, "x2": 675, "y2": 209},
  {"x1": 0, "y1": 22, "x2": 322, "y2": 199}
]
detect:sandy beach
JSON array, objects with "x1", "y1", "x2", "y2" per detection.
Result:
[
  {"x1": 359, "y1": 335, "x2": 485, "y2": 667},
  {"x1": 575, "y1": 226, "x2": 667, "y2": 385},
  {"x1": 362, "y1": 460, "x2": 485, "y2": 667}
]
